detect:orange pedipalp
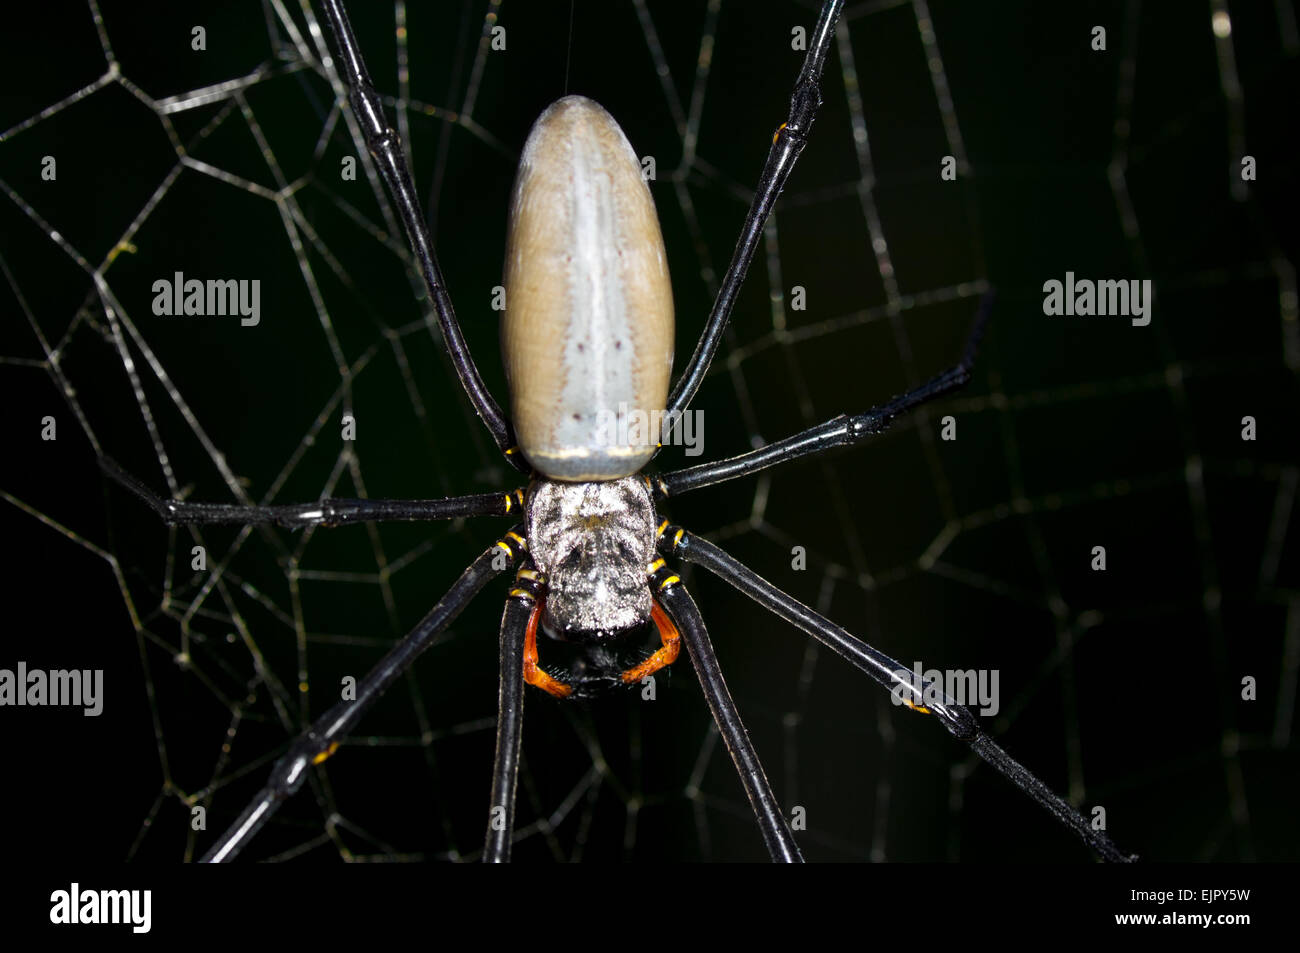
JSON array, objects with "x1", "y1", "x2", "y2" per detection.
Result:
[
  {"x1": 619, "y1": 599, "x2": 681, "y2": 685},
  {"x1": 522, "y1": 599, "x2": 573, "y2": 698}
]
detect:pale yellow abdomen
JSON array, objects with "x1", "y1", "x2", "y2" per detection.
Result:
[{"x1": 502, "y1": 96, "x2": 674, "y2": 481}]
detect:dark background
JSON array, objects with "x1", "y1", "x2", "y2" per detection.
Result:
[{"x1": 1, "y1": 0, "x2": 1297, "y2": 863}]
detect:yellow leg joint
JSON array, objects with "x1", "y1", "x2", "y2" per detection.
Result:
[{"x1": 312, "y1": 741, "x2": 341, "y2": 765}]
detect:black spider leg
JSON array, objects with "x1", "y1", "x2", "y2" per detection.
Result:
[
  {"x1": 482, "y1": 566, "x2": 541, "y2": 863},
  {"x1": 99, "y1": 454, "x2": 524, "y2": 527},
  {"x1": 659, "y1": 524, "x2": 1137, "y2": 863},
  {"x1": 660, "y1": 0, "x2": 844, "y2": 445},
  {"x1": 651, "y1": 564, "x2": 804, "y2": 862},
  {"x1": 657, "y1": 293, "x2": 991, "y2": 497},
  {"x1": 318, "y1": 0, "x2": 523, "y2": 470},
  {"x1": 200, "y1": 528, "x2": 527, "y2": 863}
]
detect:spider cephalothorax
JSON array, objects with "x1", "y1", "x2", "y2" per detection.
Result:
[
  {"x1": 525, "y1": 476, "x2": 657, "y2": 639},
  {"x1": 518, "y1": 476, "x2": 678, "y2": 700}
]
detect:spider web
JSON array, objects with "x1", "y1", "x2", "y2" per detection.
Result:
[{"x1": 2, "y1": 0, "x2": 1297, "y2": 863}]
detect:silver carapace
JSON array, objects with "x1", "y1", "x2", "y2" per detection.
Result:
[{"x1": 502, "y1": 96, "x2": 675, "y2": 689}]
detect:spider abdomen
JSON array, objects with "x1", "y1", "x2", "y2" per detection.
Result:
[{"x1": 502, "y1": 95, "x2": 674, "y2": 482}]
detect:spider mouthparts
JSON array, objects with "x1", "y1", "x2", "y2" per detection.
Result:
[{"x1": 536, "y1": 619, "x2": 662, "y2": 699}]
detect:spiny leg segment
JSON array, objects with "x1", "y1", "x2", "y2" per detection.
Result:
[
  {"x1": 318, "y1": 0, "x2": 520, "y2": 466},
  {"x1": 100, "y1": 453, "x2": 522, "y2": 527},
  {"x1": 662, "y1": 0, "x2": 846, "y2": 433},
  {"x1": 200, "y1": 528, "x2": 527, "y2": 863},
  {"x1": 484, "y1": 576, "x2": 534, "y2": 863},
  {"x1": 652, "y1": 563, "x2": 803, "y2": 862},
  {"x1": 656, "y1": 293, "x2": 991, "y2": 498},
  {"x1": 656, "y1": 521, "x2": 1136, "y2": 863}
]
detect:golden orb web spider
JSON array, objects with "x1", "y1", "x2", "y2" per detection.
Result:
[
  {"x1": 4, "y1": 0, "x2": 1292, "y2": 864},
  {"x1": 80, "y1": 0, "x2": 1124, "y2": 864},
  {"x1": 117, "y1": 0, "x2": 1135, "y2": 865}
]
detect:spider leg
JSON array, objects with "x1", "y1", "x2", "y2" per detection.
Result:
[
  {"x1": 483, "y1": 574, "x2": 535, "y2": 863},
  {"x1": 657, "y1": 522, "x2": 1137, "y2": 863},
  {"x1": 100, "y1": 454, "x2": 521, "y2": 527},
  {"x1": 200, "y1": 527, "x2": 527, "y2": 863},
  {"x1": 318, "y1": 0, "x2": 521, "y2": 469},
  {"x1": 660, "y1": 0, "x2": 844, "y2": 436},
  {"x1": 652, "y1": 564, "x2": 804, "y2": 863},
  {"x1": 657, "y1": 292, "x2": 991, "y2": 498}
]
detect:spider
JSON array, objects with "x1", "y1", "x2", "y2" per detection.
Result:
[{"x1": 95, "y1": 0, "x2": 1134, "y2": 863}]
